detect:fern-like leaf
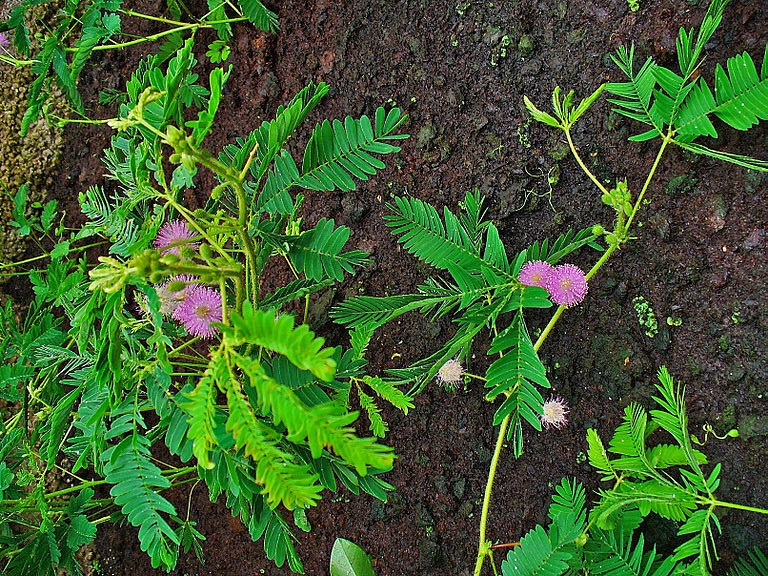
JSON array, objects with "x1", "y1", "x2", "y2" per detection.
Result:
[
  {"x1": 77, "y1": 186, "x2": 143, "y2": 256},
  {"x1": 606, "y1": 45, "x2": 663, "y2": 137},
  {"x1": 548, "y1": 478, "x2": 587, "y2": 544},
  {"x1": 198, "y1": 451, "x2": 304, "y2": 571},
  {"x1": 501, "y1": 525, "x2": 572, "y2": 576},
  {"x1": 673, "y1": 507, "x2": 721, "y2": 574},
  {"x1": 288, "y1": 218, "x2": 370, "y2": 282},
  {"x1": 485, "y1": 311, "x2": 549, "y2": 429},
  {"x1": 101, "y1": 433, "x2": 180, "y2": 570},
  {"x1": 331, "y1": 291, "x2": 453, "y2": 330},
  {"x1": 650, "y1": 367, "x2": 704, "y2": 473},
  {"x1": 385, "y1": 195, "x2": 512, "y2": 280},
  {"x1": 676, "y1": 45, "x2": 768, "y2": 141},
  {"x1": 219, "y1": 82, "x2": 329, "y2": 205},
  {"x1": 260, "y1": 277, "x2": 336, "y2": 310},
  {"x1": 357, "y1": 388, "x2": 387, "y2": 437},
  {"x1": 225, "y1": 302, "x2": 337, "y2": 381},
  {"x1": 362, "y1": 376, "x2": 414, "y2": 414},
  {"x1": 237, "y1": 0, "x2": 279, "y2": 33},
  {"x1": 234, "y1": 352, "x2": 395, "y2": 475},
  {"x1": 585, "y1": 527, "x2": 679, "y2": 576},
  {"x1": 586, "y1": 428, "x2": 618, "y2": 482},
  {"x1": 40, "y1": 384, "x2": 83, "y2": 469},
  {"x1": 181, "y1": 357, "x2": 224, "y2": 470},
  {"x1": 728, "y1": 548, "x2": 768, "y2": 576},
  {"x1": 675, "y1": 141, "x2": 768, "y2": 172},
  {"x1": 300, "y1": 108, "x2": 406, "y2": 193},
  {"x1": 711, "y1": 48, "x2": 768, "y2": 130},
  {"x1": 257, "y1": 149, "x2": 302, "y2": 214},
  {"x1": 224, "y1": 370, "x2": 325, "y2": 510},
  {"x1": 676, "y1": 0, "x2": 729, "y2": 78}
]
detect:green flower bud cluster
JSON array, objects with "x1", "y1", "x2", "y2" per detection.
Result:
[
  {"x1": 165, "y1": 125, "x2": 199, "y2": 172},
  {"x1": 601, "y1": 180, "x2": 633, "y2": 217}
]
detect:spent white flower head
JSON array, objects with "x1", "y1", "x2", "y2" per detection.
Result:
[
  {"x1": 437, "y1": 359, "x2": 465, "y2": 389},
  {"x1": 540, "y1": 396, "x2": 569, "y2": 430}
]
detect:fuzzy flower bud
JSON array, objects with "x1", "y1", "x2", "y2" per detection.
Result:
[
  {"x1": 172, "y1": 285, "x2": 223, "y2": 339},
  {"x1": 540, "y1": 396, "x2": 569, "y2": 430},
  {"x1": 154, "y1": 220, "x2": 199, "y2": 257},
  {"x1": 437, "y1": 359, "x2": 465, "y2": 390}
]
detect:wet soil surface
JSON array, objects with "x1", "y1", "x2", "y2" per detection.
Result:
[{"x1": 48, "y1": 0, "x2": 767, "y2": 574}]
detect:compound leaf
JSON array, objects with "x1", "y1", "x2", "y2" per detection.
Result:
[
  {"x1": 287, "y1": 218, "x2": 370, "y2": 282},
  {"x1": 225, "y1": 302, "x2": 337, "y2": 381},
  {"x1": 101, "y1": 433, "x2": 180, "y2": 570}
]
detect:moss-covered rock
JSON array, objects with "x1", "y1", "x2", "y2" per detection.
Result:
[{"x1": 0, "y1": 2, "x2": 66, "y2": 267}]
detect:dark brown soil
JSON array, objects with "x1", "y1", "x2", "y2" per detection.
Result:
[{"x1": 48, "y1": 0, "x2": 767, "y2": 574}]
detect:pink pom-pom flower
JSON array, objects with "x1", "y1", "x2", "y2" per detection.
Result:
[
  {"x1": 545, "y1": 264, "x2": 588, "y2": 307},
  {"x1": 154, "y1": 220, "x2": 199, "y2": 256},
  {"x1": 172, "y1": 286, "x2": 222, "y2": 339},
  {"x1": 518, "y1": 260, "x2": 554, "y2": 288}
]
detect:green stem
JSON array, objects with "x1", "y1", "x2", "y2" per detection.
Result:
[
  {"x1": 473, "y1": 414, "x2": 512, "y2": 576},
  {"x1": 623, "y1": 131, "x2": 672, "y2": 233},
  {"x1": 233, "y1": 180, "x2": 260, "y2": 307},
  {"x1": 705, "y1": 499, "x2": 768, "y2": 516},
  {"x1": 564, "y1": 128, "x2": 610, "y2": 196},
  {"x1": 0, "y1": 241, "x2": 107, "y2": 271},
  {"x1": 164, "y1": 259, "x2": 242, "y2": 279},
  {"x1": 472, "y1": 127, "x2": 671, "y2": 576},
  {"x1": 63, "y1": 17, "x2": 247, "y2": 53},
  {"x1": 118, "y1": 9, "x2": 205, "y2": 27},
  {"x1": 194, "y1": 148, "x2": 260, "y2": 309},
  {"x1": 0, "y1": 53, "x2": 38, "y2": 66}
]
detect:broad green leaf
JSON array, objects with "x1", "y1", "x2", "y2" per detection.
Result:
[{"x1": 330, "y1": 538, "x2": 377, "y2": 576}]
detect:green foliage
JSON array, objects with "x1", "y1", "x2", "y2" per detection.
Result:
[
  {"x1": 492, "y1": 4, "x2": 768, "y2": 575},
  {"x1": 333, "y1": 189, "x2": 601, "y2": 452},
  {"x1": 0, "y1": 37, "x2": 406, "y2": 575},
  {"x1": 101, "y1": 433, "x2": 180, "y2": 569},
  {"x1": 0, "y1": 0, "x2": 277, "y2": 135},
  {"x1": 728, "y1": 549, "x2": 768, "y2": 576},
  {"x1": 605, "y1": 0, "x2": 768, "y2": 170},
  {"x1": 588, "y1": 368, "x2": 723, "y2": 574},
  {"x1": 485, "y1": 310, "x2": 549, "y2": 454},
  {"x1": 524, "y1": 84, "x2": 605, "y2": 130},
  {"x1": 501, "y1": 370, "x2": 766, "y2": 576},
  {"x1": 301, "y1": 108, "x2": 408, "y2": 192},
  {"x1": 500, "y1": 478, "x2": 586, "y2": 576}
]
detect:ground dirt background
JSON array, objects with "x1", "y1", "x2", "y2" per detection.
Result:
[{"x1": 32, "y1": 0, "x2": 768, "y2": 574}]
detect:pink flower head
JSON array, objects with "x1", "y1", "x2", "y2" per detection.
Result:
[
  {"x1": 540, "y1": 396, "x2": 569, "y2": 430},
  {"x1": 154, "y1": 220, "x2": 198, "y2": 256},
  {"x1": 545, "y1": 264, "x2": 588, "y2": 307},
  {"x1": 518, "y1": 260, "x2": 554, "y2": 288},
  {"x1": 155, "y1": 274, "x2": 198, "y2": 317},
  {"x1": 0, "y1": 33, "x2": 9, "y2": 50},
  {"x1": 172, "y1": 286, "x2": 222, "y2": 338}
]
